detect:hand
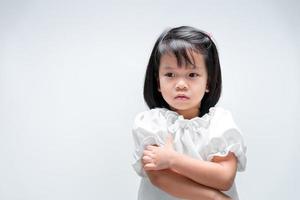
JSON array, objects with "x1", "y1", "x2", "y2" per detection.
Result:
[{"x1": 142, "y1": 134, "x2": 177, "y2": 171}]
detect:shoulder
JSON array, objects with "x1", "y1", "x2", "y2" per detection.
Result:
[
  {"x1": 133, "y1": 108, "x2": 171, "y2": 129},
  {"x1": 208, "y1": 107, "x2": 236, "y2": 124},
  {"x1": 207, "y1": 106, "x2": 240, "y2": 137},
  {"x1": 208, "y1": 106, "x2": 232, "y2": 118},
  {"x1": 134, "y1": 108, "x2": 168, "y2": 122}
]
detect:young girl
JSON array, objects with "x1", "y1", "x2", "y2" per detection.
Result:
[{"x1": 131, "y1": 26, "x2": 247, "y2": 200}]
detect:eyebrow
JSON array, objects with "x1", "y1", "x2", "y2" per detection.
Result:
[{"x1": 161, "y1": 65, "x2": 204, "y2": 70}]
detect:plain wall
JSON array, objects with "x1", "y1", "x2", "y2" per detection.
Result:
[{"x1": 0, "y1": 0, "x2": 299, "y2": 199}]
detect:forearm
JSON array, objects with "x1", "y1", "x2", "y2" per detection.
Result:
[
  {"x1": 145, "y1": 169, "x2": 231, "y2": 200},
  {"x1": 170, "y1": 152, "x2": 236, "y2": 191}
]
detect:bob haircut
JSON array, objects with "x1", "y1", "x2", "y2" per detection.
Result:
[{"x1": 143, "y1": 26, "x2": 222, "y2": 117}]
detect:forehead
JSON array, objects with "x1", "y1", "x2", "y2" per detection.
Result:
[{"x1": 159, "y1": 52, "x2": 206, "y2": 70}]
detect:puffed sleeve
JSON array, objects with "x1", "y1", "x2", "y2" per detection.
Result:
[
  {"x1": 203, "y1": 107, "x2": 247, "y2": 171},
  {"x1": 131, "y1": 108, "x2": 168, "y2": 177}
]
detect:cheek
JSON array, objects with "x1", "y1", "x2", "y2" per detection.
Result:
[
  {"x1": 159, "y1": 79, "x2": 171, "y2": 89},
  {"x1": 160, "y1": 87, "x2": 171, "y2": 97},
  {"x1": 192, "y1": 81, "x2": 207, "y2": 95},
  {"x1": 159, "y1": 83, "x2": 173, "y2": 99}
]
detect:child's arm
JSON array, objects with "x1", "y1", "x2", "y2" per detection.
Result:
[
  {"x1": 143, "y1": 136, "x2": 237, "y2": 191},
  {"x1": 144, "y1": 163, "x2": 231, "y2": 200},
  {"x1": 170, "y1": 152, "x2": 237, "y2": 191}
]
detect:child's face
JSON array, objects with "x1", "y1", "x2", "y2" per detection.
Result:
[{"x1": 158, "y1": 51, "x2": 209, "y2": 118}]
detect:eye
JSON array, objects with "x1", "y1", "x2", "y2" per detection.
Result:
[
  {"x1": 189, "y1": 73, "x2": 200, "y2": 78},
  {"x1": 164, "y1": 73, "x2": 175, "y2": 77}
]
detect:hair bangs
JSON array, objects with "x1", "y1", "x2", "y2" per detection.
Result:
[{"x1": 157, "y1": 39, "x2": 200, "y2": 69}]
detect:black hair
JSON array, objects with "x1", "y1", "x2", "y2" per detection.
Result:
[{"x1": 143, "y1": 26, "x2": 222, "y2": 117}]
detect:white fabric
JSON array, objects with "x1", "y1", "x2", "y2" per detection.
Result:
[{"x1": 131, "y1": 107, "x2": 247, "y2": 200}]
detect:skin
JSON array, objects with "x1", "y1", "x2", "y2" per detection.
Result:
[
  {"x1": 142, "y1": 51, "x2": 236, "y2": 199},
  {"x1": 157, "y1": 52, "x2": 209, "y2": 120},
  {"x1": 142, "y1": 158, "x2": 232, "y2": 200}
]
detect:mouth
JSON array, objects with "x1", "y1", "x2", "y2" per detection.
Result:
[{"x1": 175, "y1": 95, "x2": 190, "y2": 100}]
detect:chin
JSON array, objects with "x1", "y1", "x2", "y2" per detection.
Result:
[
  {"x1": 170, "y1": 102, "x2": 200, "y2": 111},
  {"x1": 169, "y1": 105, "x2": 192, "y2": 111}
]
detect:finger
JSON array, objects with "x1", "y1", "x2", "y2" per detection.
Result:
[
  {"x1": 143, "y1": 149, "x2": 152, "y2": 155},
  {"x1": 146, "y1": 145, "x2": 156, "y2": 150},
  {"x1": 144, "y1": 163, "x2": 156, "y2": 170},
  {"x1": 142, "y1": 155, "x2": 152, "y2": 163},
  {"x1": 143, "y1": 150, "x2": 154, "y2": 156}
]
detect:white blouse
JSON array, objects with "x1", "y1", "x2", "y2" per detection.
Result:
[{"x1": 131, "y1": 107, "x2": 247, "y2": 200}]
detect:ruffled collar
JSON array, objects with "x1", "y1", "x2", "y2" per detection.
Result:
[{"x1": 159, "y1": 107, "x2": 217, "y2": 135}]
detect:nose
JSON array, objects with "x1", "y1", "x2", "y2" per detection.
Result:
[{"x1": 175, "y1": 79, "x2": 188, "y2": 90}]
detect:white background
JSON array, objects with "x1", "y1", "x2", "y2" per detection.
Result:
[{"x1": 0, "y1": 0, "x2": 299, "y2": 199}]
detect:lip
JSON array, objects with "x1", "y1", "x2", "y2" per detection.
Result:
[{"x1": 175, "y1": 95, "x2": 190, "y2": 100}]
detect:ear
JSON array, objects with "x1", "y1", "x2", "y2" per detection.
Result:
[{"x1": 205, "y1": 84, "x2": 209, "y2": 93}]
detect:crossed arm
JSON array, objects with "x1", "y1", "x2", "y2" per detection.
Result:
[
  {"x1": 167, "y1": 152, "x2": 238, "y2": 191},
  {"x1": 143, "y1": 162, "x2": 232, "y2": 200},
  {"x1": 141, "y1": 140, "x2": 237, "y2": 200}
]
